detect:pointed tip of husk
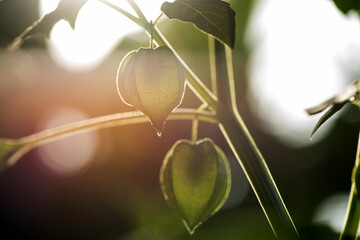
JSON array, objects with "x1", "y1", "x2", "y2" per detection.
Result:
[
  {"x1": 151, "y1": 120, "x2": 165, "y2": 137},
  {"x1": 156, "y1": 129, "x2": 163, "y2": 137},
  {"x1": 183, "y1": 220, "x2": 197, "y2": 235}
]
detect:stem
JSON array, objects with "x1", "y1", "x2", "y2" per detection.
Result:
[
  {"x1": 217, "y1": 107, "x2": 298, "y2": 239},
  {"x1": 1, "y1": 109, "x2": 217, "y2": 167},
  {"x1": 208, "y1": 36, "x2": 217, "y2": 96},
  {"x1": 154, "y1": 13, "x2": 164, "y2": 26},
  {"x1": 126, "y1": 0, "x2": 148, "y2": 23},
  {"x1": 340, "y1": 131, "x2": 360, "y2": 240},
  {"x1": 149, "y1": 21, "x2": 154, "y2": 49},
  {"x1": 191, "y1": 104, "x2": 208, "y2": 143},
  {"x1": 97, "y1": 0, "x2": 140, "y2": 24},
  {"x1": 225, "y1": 45, "x2": 238, "y2": 110},
  {"x1": 191, "y1": 120, "x2": 198, "y2": 143},
  {"x1": 218, "y1": 42, "x2": 298, "y2": 238},
  {"x1": 214, "y1": 40, "x2": 232, "y2": 109}
]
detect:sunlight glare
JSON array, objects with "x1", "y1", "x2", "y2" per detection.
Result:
[
  {"x1": 247, "y1": 0, "x2": 360, "y2": 146},
  {"x1": 40, "y1": 0, "x2": 166, "y2": 71},
  {"x1": 36, "y1": 107, "x2": 99, "y2": 176}
]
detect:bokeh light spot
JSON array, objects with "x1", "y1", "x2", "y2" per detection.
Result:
[
  {"x1": 36, "y1": 107, "x2": 99, "y2": 176},
  {"x1": 247, "y1": 0, "x2": 360, "y2": 146},
  {"x1": 313, "y1": 192, "x2": 350, "y2": 233}
]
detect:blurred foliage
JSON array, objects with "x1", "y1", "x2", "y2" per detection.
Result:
[
  {"x1": 332, "y1": 0, "x2": 360, "y2": 14},
  {"x1": 0, "y1": 0, "x2": 42, "y2": 48},
  {"x1": 8, "y1": 0, "x2": 87, "y2": 50}
]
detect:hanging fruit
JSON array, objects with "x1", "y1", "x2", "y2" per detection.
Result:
[
  {"x1": 117, "y1": 46, "x2": 185, "y2": 136},
  {"x1": 160, "y1": 138, "x2": 231, "y2": 234}
]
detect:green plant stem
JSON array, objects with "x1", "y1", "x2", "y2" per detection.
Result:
[
  {"x1": 97, "y1": 0, "x2": 140, "y2": 24},
  {"x1": 208, "y1": 36, "x2": 217, "y2": 96},
  {"x1": 105, "y1": 3, "x2": 298, "y2": 238},
  {"x1": 126, "y1": 0, "x2": 148, "y2": 23},
  {"x1": 1, "y1": 109, "x2": 217, "y2": 167},
  {"x1": 214, "y1": 39, "x2": 232, "y2": 109},
  {"x1": 149, "y1": 20, "x2": 154, "y2": 49},
  {"x1": 225, "y1": 46, "x2": 238, "y2": 110},
  {"x1": 218, "y1": 42, "x2": 298, "y2": 238},
  {"x1": 191, "y1": 104, "x2": 208, "y2": 143},
  {"x1": 191, "y1": 119, "x2": 199, "y2": 143},
  {"x1": 340, "y1": 131, "x2": 360, "y2": 240},
  {"x1": 217, "y1": 107, "x2": 298, "y2": 239},
  {"x1": 154, "y1": 13, "x2": 164, "y2": 26}
]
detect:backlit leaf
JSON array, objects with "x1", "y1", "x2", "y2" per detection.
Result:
[
  {"x1": 309, "y1": 103, "x2": 346, "y2": 138},
  {"x1": 353, "y1": 93, "x2": 360, "y2": 107},
  {"x1": 8, "y1": 0, "x2": 87, "y2": 50},
  {"x1": 161, "y1": 0, "x2": 236, "y2": 48},
  {"x1": 332, "y1": 0, "x2": 360, "y2": 14},
  {"x1": 307, "y1": 80, "x2": 360, "y2": 137}
]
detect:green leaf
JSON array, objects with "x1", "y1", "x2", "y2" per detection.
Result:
[
  {"x1": 332, "y1": 0, "x2": 360, "y2": 14},
  {"x1": 8, "y1": 0, "x2": 88, "y2": 50},
  {"x1": 117, "y1": 46, "x2": 185, "y2": 136},
  {"x1": 61, "y1": 0, "x2": 88, "y2": 30},
  {"x1": 310, "y1": 103, "x2": 346, "y2": 138},
  {"x1": 307, "y1": 80, "x2": 360, "y2": 137},
  {"x1": 161, "y1": 0, "x2": 236, "y2": 48},
  {"x1": 160, "y1": 138, "x2": 231, "y2": 234},
  {"x1": 352, "y1": 93, "x2": 360, "y2": 107}
]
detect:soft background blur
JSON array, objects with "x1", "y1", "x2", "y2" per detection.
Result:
[{"x1": 0, "y1": 0, "x2": 360, "y2": 239}]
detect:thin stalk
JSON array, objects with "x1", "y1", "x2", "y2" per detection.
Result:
[
  {"x1": 340, "y1": 131, "x2": 360, "y2": 240},
  {"x1": 149, "y1": 21, "x2": 154, "y2": 49},
  {"x1": 126, "y1": 0, "x2": 148, "y2": 23},
  {"x1": 97, "y1": 0, "x2": 140, "y2": 24},
  {"x1": 214, "y1": 40, "x2": 232, "y2": 109},
  {"x1": 191, "y1": 119, "x2": 199, "y2": 143},
  {"x1": 154, "y1": 13, "x2": 164, "y2": 26},
  {"x1": 191, "y1": 104, "x2": 208, "y2": 143},
  {"x1": 208, "y1": 36, "x2": 217, "y2": 96},
  {"x1": 18, "y1": 109, "x2": 217, "y2": 145},
  {"x1": 225, "y1": 45, "x2": 238, "y2": 110},
  {"x1": 1, "y1": 109, "x2": 217, "y2": 167}
]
